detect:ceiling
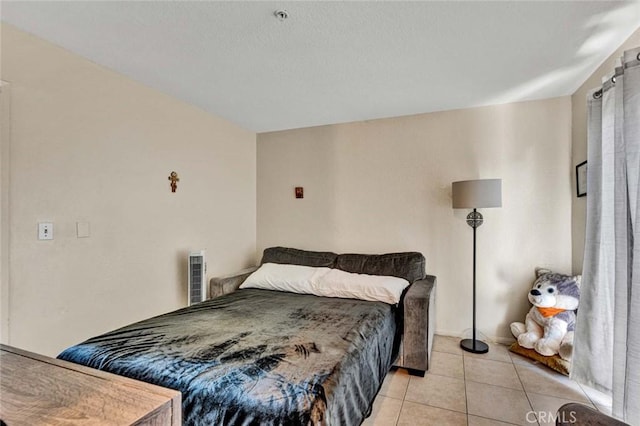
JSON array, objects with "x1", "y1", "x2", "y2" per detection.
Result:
[{"x1": 2, "y1": 1, "x2": 639, "y2": 133}]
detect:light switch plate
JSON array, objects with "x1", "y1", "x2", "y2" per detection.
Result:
[
  {"x1": 76, "y1": 222, "x2": 90, "y2": 238},
  {"x1": 38, "y1": 222, "x2": 53, "y2": 240}
]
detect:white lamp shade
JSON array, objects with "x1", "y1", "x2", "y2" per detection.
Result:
[{"x1": 452, "y1": 179, "x2": 502, "y2": 209}]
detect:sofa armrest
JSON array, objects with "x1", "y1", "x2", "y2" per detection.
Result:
[
  {"x1": 209, "y1": 267, "x2": 258, "y2": 299},
  {"x1": 399, "y1": 274, "x2": 436, "y2": 374}
]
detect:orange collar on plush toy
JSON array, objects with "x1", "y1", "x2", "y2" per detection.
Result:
[{"x1": 537, "y1": 307, "x2": 566, "y2": 318}]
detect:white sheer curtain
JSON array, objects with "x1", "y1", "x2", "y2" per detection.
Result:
[{"x1": 573, "y1": 47, "x2": 640, "y2": 424}]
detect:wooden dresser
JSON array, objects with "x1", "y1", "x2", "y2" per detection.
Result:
[{"x1": 0, "y1": 345, "x2": 181, "y2": 425}]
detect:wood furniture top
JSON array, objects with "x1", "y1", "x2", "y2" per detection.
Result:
[{"x1": 0, "y1": 344, "x2": 181, "y2": 425}]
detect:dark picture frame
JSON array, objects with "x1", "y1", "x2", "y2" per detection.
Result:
[{"x1": 576, "y1": 160, "x2": 587, "y2": 197}]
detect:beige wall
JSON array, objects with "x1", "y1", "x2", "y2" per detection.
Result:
[
  {"x1": 5, "y1": 17, "x2": 625, "y2": 351},
  {"x1": 571, "y1": 27, "x2": 640, "y2": 274},
  {"x1": 1, "y1": 24, "x2": 257, "y2": 356},
  {"x1": 0, "y1": 82, "x2": 9, "y2": 344},
  {"x1": 257, "y1": 97, "x2": 573, "y2": 341}
]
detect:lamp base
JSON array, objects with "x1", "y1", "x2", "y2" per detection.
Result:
[{"x1": 460, "y1": 338, "x2": 489, "y2": 354}]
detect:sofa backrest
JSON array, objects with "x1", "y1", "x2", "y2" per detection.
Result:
[
  {"x1": 335, "y1": 252, "x2": 426, "y2": 283},
  {"x1": 260, "y1": 247, "x2": 426, "y2": 283},
  {"x1": 261, "y1": 246, "x2": 338, "y2": 268}
]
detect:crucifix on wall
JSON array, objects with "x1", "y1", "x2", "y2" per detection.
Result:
[{"x1": 168, "y1": 171, "x2": 179, "y2": 193}]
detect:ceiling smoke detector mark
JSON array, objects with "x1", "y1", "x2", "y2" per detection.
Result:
[{"x1": 274, "y1": 9, "x2": 289, "y2": 21}]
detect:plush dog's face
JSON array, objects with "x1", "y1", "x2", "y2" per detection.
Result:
[{"x1": 528, "y1": 269, "x2": 580, "y2": 310}]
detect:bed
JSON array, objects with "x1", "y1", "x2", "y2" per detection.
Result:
[{"x1": 58, "y1": 247, "x2": 436, "y2": 425}]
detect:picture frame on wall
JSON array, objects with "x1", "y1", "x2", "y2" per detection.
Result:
[{"x1": 576, "y1": 160, "x2": 587, "y2": 197}]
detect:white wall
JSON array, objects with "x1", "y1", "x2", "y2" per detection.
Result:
[
  {"x1": 1, "y1": 24, "x2": 257, "y2": 356},
  {"x1": 571, "y1": 27, "x2": 640, "y2": 274},
  {"x1": 258, "y1": 97, "x2": 573, "y2": 341}
]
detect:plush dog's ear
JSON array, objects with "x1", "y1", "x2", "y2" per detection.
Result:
[
  {"x1": 535, "y1": 267, "x2": 552, "y2": 278},
  {"x1": 573, "y1": 275, "x2": 582, "y2": 288}
]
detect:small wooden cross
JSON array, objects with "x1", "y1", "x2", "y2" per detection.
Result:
[{"x1": 168, "y1": 171, "x2": 179, "y2": 193}]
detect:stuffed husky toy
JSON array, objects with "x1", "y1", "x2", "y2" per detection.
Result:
[{"x1": 510, "y1": 268, "x2": 580, "y2": 361}]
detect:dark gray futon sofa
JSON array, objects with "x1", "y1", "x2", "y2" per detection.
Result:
[{"x1": 209, "y1": 246, "x2": 436, "y2": 375}]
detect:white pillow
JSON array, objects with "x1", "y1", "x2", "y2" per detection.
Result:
[
  {"x1": 240, "y1": 263, "x2": 410, "y2": 305},
  {"x1": 314, "y1": 268, "x2": 410, "y2": 305},
  {"x1": 240, "y1": 263, "x2": 331, "y2": 294}
]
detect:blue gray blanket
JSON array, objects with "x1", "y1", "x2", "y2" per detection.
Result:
[{"x1": 58, "y1": 289, "x2": 397, "y2": 425}]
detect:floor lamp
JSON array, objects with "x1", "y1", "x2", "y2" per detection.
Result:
[{"x1": 452, "y1": 178, "x2": 502, "y2": 354}]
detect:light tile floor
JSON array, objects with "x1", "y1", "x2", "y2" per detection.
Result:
[{"x1": 363, "y1": 335, "x2": 613, "y2": 426}]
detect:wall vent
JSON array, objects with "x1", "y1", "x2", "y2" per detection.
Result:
[{"x1": 188, "y1": 250, "x2": 206, "y2": 306}]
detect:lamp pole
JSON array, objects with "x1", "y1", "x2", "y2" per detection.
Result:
[
  {"x1": 472, "y1": 208, "x2": 477, "y2": 349},
  {"x1": 460, "y1": 208, "x2": 489, "y2": 354}
]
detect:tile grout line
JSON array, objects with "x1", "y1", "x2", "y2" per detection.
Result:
[
  {"x1": 427, "y1": 370, "x2": 464, "y2": 381},
  {"x1": 512, "y1": 359, "x2": 593, "y2": 403},
  {"x1": 457, "y1": 353, "x2": 526, "y2": 392},
  {"x1": 577, "y1": 382, "x2": 597, "y2": 408},
  {"x1": 399, "y1": 341, "x2": 469, "y2": 424},
  {"x1": 395, "y1": 373, "x2": 410, "y2": 426},
  {"x1": 462, "y1": 351, "x2": 516, "y2": 365},
  {"x1": 526, "y1": 389, "x2": 594, "y2": 406},
  {"x1": 400, "y1": 397, "x2": 473, "y2": 422},
  {"x1": 577, "y1": 381, "x2": 610, "y2": 413},
  {"x1": 463, "y1": 377, "x2": 523, "y2": 392},
  {"x1": 469, "y1": 413, "x2": 521, "y2": 426},
  {"x1": 462, "y1": 350, "x2": 469, "y2": 426},
  {"x1": 512, "y1": 354, "x2": 540, "y2": 426}
]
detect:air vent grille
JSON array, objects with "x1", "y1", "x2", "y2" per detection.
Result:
[{"x1": 188, "y1": 251, "x2": 206, "y2": 306}]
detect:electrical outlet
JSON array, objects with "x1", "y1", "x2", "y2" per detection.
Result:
[{"x1": 38, "y1": 222, "x2": 53, "y2": 240}]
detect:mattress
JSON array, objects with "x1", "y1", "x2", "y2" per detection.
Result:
[{"x1": 58, "y1": 288, "x2": 397, "y2": 425}]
